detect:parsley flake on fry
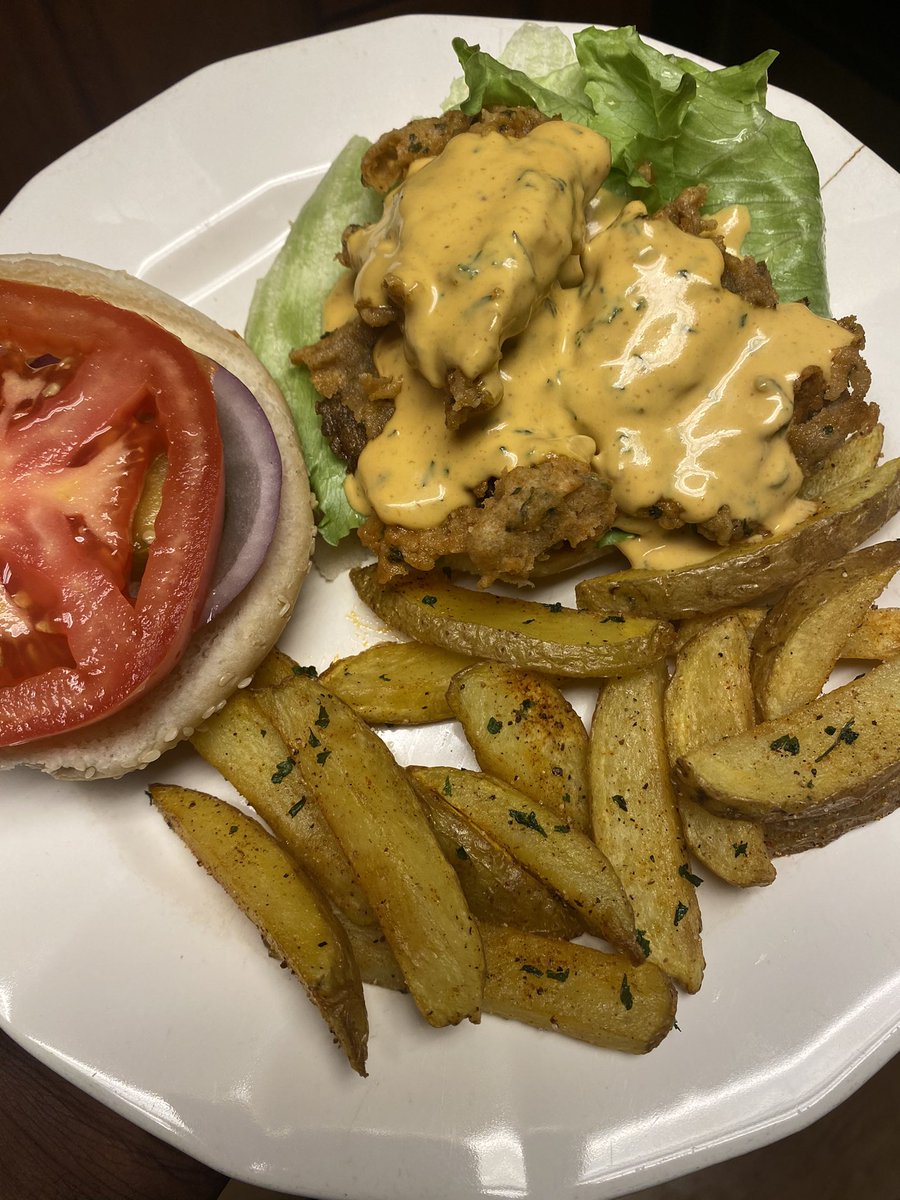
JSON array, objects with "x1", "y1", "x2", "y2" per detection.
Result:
[
  {"x1": 271, "y1": 758, "x2": 295, "y2": 784},
  {"x1": 619, "y1": 974, "x2": 634, "y2": 1010},
  {"x1": 770, "y1": 734, "x2": 800, "y2": 755},
  {"x1": 509, "y1": 809, "x2": 548, "y2": 836},
  {"x1": 678, "y1": 863, "x2": 704, "y2": 888}
]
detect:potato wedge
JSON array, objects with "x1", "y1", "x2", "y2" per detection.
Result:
[
  {"x1": 751, "y1": 541, "x2": 900, "y2": 721},
  {"x1": 674, "y1": 606, "x2": 767, "y2": 651},
  {"x1": 763, "y1": 778, "x2": 900, "y2": 856},
  {"x1": 351, "y1": 565, "x2": 674, "y2": 677},
  {"x1": 477, "y1": 924, "x2": 677, "y2": 1054},
  {"x1": 589, "y1": 662, "x2": 705, "y2": 993},
  {"x1": 677, "y1": 604, "x2": 900, "y2": 664},
  {"x1": 252, "y1": 645, "x2": 312, "y2": 689},
  {"x1": 665, "y1": 616, "x2": 756, "y2": 761},
  {"x1": 675, "y1": 656, "x2": 900, "y2": 824},
  {"x1": 412, "y1": 780, "x2": 583, "y2": 938},
  {"x1": 338, "y1": 915, "x2": 676, "y2": 1054},
  {"x1": 842, "y1": 608, "x2": 900, "y2": 660},
  {"x1": 575, "y1": 457, "x2": 900, "y2": 620},
  {"x1": 190, "y1": 692, "x2": 375, "y2": 927},
  {"x1": 337, "y1": 915, "x2": 409, "y2": 992},
  {"x1": 799, "y1": 423, "x2": 884, "y2": 501},
  {"x1": 253, "y1": 669, "x2": 485, "y2": 1028},
  {"x1": 409, "y1": 765, "x2": 639, "y2": 960},
  {"x1": 665, "y1": 616, "x2": 776, "y2": 887},
  {"x1": 149, "y1": 783, "x2": 369, "y2": 1076},
  {"x1": 447, "y1": 663, "x2": 591, "y2": 834},
  {"x1": 320, "y1": 640, "x2": 474, "y2": 725}
]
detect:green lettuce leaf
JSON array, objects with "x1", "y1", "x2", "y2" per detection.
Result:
[
  {"x1": 245, "y1": 136, "x2": 381, "y2": 544},
  {"x1": 452, "y1": 25, "x2": 829, "y2": 314}
]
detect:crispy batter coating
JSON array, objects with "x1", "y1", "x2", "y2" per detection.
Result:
[
  {"x1": 788, "y1": 316, "x2": 875, "y2": 475},
  {"x1": 358, "y1": 458, "x2": 616, "y2": 588},
  {"x1": 360, "y1": 111, "x2": 472, "y2": 193},
  {"x1": 632, "y1": 498, "x2": 767, "y2": 546},
  {"x1": 661, "y1": 185, "x2": 779, "y2": 307},
  {"x1": 290, "y1": 317, "x2": 399, "y2": 472},
  {"x1": 360, "y1": 106, "x2": 550, "y2": 194}
]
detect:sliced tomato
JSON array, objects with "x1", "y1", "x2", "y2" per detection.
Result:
[{"x1": 0, "y1": 279, "x2": 224, "y2": 746}]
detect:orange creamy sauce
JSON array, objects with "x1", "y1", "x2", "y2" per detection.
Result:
[{"x1": 334, "y1": 121, "x2": 853, "y2": 556}]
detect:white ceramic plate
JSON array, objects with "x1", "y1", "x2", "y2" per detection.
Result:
[{"x1": 2, "y1": 15, "x2": 900, "y2": 1199}]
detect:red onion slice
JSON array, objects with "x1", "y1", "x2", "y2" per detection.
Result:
[{"x1": 201, "y1": 366, "x2": 283, "y2": 623}]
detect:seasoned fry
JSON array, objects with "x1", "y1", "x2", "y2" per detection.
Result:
[
  {"x1": 799, "y1": 423, "x2": 884, "y2": 501},
  {"x1": 338, "y1": 915, "x2": 409, "y2": 992},
  {"x1": 575, "y1": 457, "x2": 900, "y2": 620},
  {"x1": 252, "y1": 645, "x2": 309, "y2": 688},
  {"x1": 842, "y1": 608, "x2": 900, "y2": 660},
  {"x1": 589, "y1": 662, "x2": 705, "y2": 993},
  {"x1": 412, "y1": 780, "x2": 583, "y2": 938},
  {"x1": 677, "y1": 603, "x2": 900, "y2": 663},
  {"x1": 751, "y1": 541, "x2": 900, "y2": 721},
  {"x1": 253, "y1": 667, "x2": 485, "y2": 1028},
  {"x1": 763, "y1": 778, "x2": 900, "y2": 855},
  {"x1": 665, "y1": 616, "x2": 755, "y2": 760},
  {"x1": 478, "y1": 924, "x2": 677, "y2": 1054},
  {"x1": 447, "y1": 663, "x2": 591, "y2": 833},
  {"x1": 675, "y1": 656, "x2": 900, "y2": 823},
  {"x1": 190, "y1": 692, "x2": 375, "y2": 927},
  {"x1": 149, "y1": 783, "x2": 369, "y2": 1076},
  {"x1": 674, "y1": 606, "x2": 767, "y2": 651},
  {"x1": 409, "y1": 765, "x2": 639, "y2": 960},
  {"x1": 339, "y1": 915, "x2": 676, "y2": 1054},
  {"x1": 351, "y1": 565, "x2": 675, "y2": 677},
  {"x1": 321, "y1": 640, "x2": 474, "y2": 724},
  {"x1": 665, "y1": 616, "x2": 776, "y2": 887}
]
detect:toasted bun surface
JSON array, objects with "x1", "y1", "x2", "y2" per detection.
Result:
[{"x1": 0, "y1": 253, "x2": 315, "y2": 779}]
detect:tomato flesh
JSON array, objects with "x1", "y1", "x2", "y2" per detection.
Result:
[{"x1": 0, "y1": 280, "x2": 224, "y2": 746}]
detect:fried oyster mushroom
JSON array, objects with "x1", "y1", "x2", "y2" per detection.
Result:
[{"x1": 294, "y1": 109, "x2": 876, "y2": 588}]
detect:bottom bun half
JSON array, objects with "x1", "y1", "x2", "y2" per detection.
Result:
[{"x1": 0, "y1": 253, "x2": 315, "y2": 780}]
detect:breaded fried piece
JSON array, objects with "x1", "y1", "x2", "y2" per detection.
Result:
[
  {"x1": 361, "y1": 110, "x2": 472, "y2": 193},
  {"x1": 658, "y1": 185, "x2": 717, "y2": 239},
  {"x1": 302, "y1": 116, "x2": 878, "y2": 582},
  {"x1": 360, "y1": 107, "x2": 550, "y2": 194},
  {"x1": 788, "y1": 316, "x2": 876, "y2": 475},
  {"x1": 632, "y1": 497, "x2": 767, "y2": 546},
  {"x1": 661, "y1": 186, "x2": 779, "y2": 307},
  {"x1": 291, "y1": 317, "x2": 399, "y2": 471},
  {"x1": 661, "y1": 188, "x2": 876, "y2": 517},
  {"x1": 358, "y1": 458, "x2": 616, "y2": 588},
  {"x1": 473, "y1": 105, "x2": 550, "y2": 138},
  {"x1": 446, "y1": 369, "x2": 498, "y2": 429}
]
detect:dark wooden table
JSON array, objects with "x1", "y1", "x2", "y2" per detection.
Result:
[{"x1": 2, "y1": 3, "x2": 900, "y2": 1198}]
